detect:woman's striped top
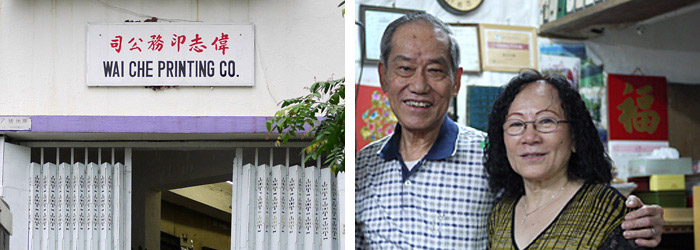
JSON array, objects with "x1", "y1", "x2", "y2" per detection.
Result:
[{"x1": 488, "y1": 183, "x2": 644, "y2": 249}]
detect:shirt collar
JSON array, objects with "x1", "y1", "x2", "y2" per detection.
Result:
[{"x1": 378, "y1": 114, "x2": 459, "y2": 161}]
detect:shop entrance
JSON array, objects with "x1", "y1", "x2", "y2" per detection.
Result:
[
  {"x1": 130, "y1": 145, "x2": 325, "y2": 250},
  {"x1": 2, "y1": 141, "x2": 338, "y2": 250}
]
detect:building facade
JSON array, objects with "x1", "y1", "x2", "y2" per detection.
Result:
[{"x1": 0, "y1": 0, "x2": 344, "y2": 249}]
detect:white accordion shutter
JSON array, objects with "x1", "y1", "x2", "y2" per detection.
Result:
[
  {"x1": 237, "y1": 163, "x2": 256, "y2": 249},
  {"x1": 270, "y1": 165, "x2": 288, "y2": 250},
  {"x1": 57, "y1": 163, "x2": 70, "y2": 250},
  {"x1": 287, "y1": 165, "x2": 303, "y2": 250},
  {"x1": 87, "y1": 163, "x2": 98, "y2": 250},
  {"x1": 29, "y1": 163, "x2": 42, "y2": 249},
  {"x1": 302, "y1": 166, "x2": 319, "y2": 249},
  {"x1": 230, "y1": 148, "x2": 340, "y2": 250},
  {"x1": 319, "y1": 167, "x2": 337, "y2": 250},
  {"x1": 27, "y1": 148, "x2": 131, "y2": 250},
  {"x1": 254, "y1": 164, "x2": 271, "y2": 250},
  {"x1": 336, "y1": 172, "x2": 345, "y2": 250}
]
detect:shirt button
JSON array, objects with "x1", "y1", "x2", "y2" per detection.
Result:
[{"x1": 404, "y1": 180, "x2": 412, "y2": 186}]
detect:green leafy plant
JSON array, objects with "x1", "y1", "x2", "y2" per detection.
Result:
[{"x1": 266, "y1": 78, "x2": 345, "y2": 173}]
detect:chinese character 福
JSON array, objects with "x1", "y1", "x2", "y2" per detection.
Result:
[{"x1": 616, "y1": 83, "x2": 660, "y2": 134}]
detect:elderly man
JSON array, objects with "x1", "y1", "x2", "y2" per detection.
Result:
[{"x1": 356, "y1": 12, "x2": 664, "y2": 249}]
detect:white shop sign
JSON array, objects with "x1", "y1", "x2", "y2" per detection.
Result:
[
  {"x1": 87, "y1": 23, "x2": 254, "y2": 86},
  {"x1": 0, "y1": 116, "x2": 31, "y2": 130}
]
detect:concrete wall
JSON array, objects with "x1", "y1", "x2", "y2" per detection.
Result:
[{"x1": 0, "y1": 0, "x2": 344, "y2": 116}]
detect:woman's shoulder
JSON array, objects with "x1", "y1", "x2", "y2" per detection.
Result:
[
  {"x1": 573, "y1": 183, "x2": 631, "y2": 221},
  {"x1": 582, "y1": 183, "x2": 628, "y2": 203}
]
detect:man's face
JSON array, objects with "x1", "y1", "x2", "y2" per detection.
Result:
[{"x1": 379, "y1": 21, "x2": 462, "y2": 135}]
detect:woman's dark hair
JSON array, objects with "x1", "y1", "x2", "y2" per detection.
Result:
[{"x1": 484, "y1": 69, "x2": 612, "y2": 198}]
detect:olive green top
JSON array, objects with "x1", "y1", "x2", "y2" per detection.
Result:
[{"x1": 488, "y1": 183, "x2": 642, "y2": 249}]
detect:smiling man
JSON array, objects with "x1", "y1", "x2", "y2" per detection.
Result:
[{"x1": 355, "y1": 12, "x2": 664, "y2": 249}]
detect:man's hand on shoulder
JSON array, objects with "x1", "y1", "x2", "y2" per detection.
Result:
[{"x1": 621, "y1": 195, "x2": 664, "y2": 248}]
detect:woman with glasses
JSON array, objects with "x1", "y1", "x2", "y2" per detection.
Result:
[{"x1": 484, "y1": 70, "x2": 645, "y2": 249}]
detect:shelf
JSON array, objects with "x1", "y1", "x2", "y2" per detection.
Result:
[
  {"x1": 662, "y1": 207, "x2": 693, "y2": 234},
  {"x1": 539, "y1": 0, "x2": 700, "y2": 39}
]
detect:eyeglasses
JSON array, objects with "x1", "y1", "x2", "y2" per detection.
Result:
[{"x1": 503, "y1": 117, "x2": 569, "y2": 136}]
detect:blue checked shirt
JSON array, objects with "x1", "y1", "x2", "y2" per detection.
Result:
[{"x1": 356, "y1": 116, "x2": 494, "y2": 249}]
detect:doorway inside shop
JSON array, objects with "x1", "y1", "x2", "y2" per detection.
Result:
[
  {"x1": 131, "y1": 147, "x2": 310, "y2": 250},
  {"x1": 160, "y1": 182, "x2": 233, "y2": 250}
]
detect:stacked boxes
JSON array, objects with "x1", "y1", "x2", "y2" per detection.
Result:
[
  {"x1": 627, "y1": 158, "x2": 692, "y2": 177},
  {"x1": 628, "y1": 158, "x2": 693, "y2": 207},
  {"x1": 650, "y1": 175, "x2": 685, "y2": 191}
]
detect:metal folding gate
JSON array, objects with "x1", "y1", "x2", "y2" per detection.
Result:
[
  {"x1": 230, "y1": 148, "x2": 345, "y2": 250},
  {"x1": 15, "y1": 144, "x2": 344, "y2": 250},
  {"x1": 27, "y1": 148, "x2": 131, "y2": 250}
]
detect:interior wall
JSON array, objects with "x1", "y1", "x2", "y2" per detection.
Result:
[
  {"x1": 354, "y1": 0, "x2": 539, "y2": 125},
  {"x1": 161, "y1": 201, "x2": 231, "y2": 250},
  {"x1": 355, "y1": 1, "x2": 700, "y2": 129},
  {"x1": 585, "y1": 3, "x2": 700, "y2": 84},
  {"x1": 667, "y1": 83, "x2": 700, "y2": 160}
]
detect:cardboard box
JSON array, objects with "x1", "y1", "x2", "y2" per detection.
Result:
[
  {"x1": 649, "y1": 175, "x2": 685, "y2": 191},
  {"x1": 628, "y1": 177, "x2": 649, "y2": 191},
  {"x1": 627, "y1": 157, "x2": 692, "y2": 177}
]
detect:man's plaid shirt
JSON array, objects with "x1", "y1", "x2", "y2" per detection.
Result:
[{"x1": 356, "y1": 116, "x2": 494, "y2": 249}]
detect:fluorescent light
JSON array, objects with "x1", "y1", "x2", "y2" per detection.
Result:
[{"x1": 226, "y1": 181, "x2": 234, "y2": 185}]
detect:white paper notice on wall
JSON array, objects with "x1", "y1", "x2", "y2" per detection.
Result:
[
  {"x1": 0, "y1": 116, "x2": 31, "y2": 130},
  {"x1": 87, "y1": 23, "x2": 254, "y2": 86}
]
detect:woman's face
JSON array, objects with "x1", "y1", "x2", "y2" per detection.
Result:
[{"x1": 504, "y1": 81, "x2": 574, "y2": 182}]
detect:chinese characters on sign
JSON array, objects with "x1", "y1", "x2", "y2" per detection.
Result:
[
  {"x1": 0, "y1": 117, "x2": 32, "y2": 131},
  {"x1": 607, "y1": 74, "x2": 668, "y2": 141},
  {"x1": 88, "y1": 23, "x2": 254, "y2": 86}
]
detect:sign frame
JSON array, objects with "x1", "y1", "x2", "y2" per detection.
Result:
[
  {"x1": 478, "y1": 24, "x2": 538, "y2": 72},
  {"x1": 449, "y1": 23, "x2": 482, "y2": 73},
  {"x1": 359, "y1": 5, "x2": 422, "y2": 63},
  {"x1": 86, "y1": 22, "x2": 255, "y2": 87},
  {"x1": 607, "y1": 74, "x2": 668, "y2": 141}
]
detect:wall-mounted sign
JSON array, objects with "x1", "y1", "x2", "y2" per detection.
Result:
[
  {"x1": 479, "y1": 24, "x2": 538, "y2": 72},
  {"x1": 360, "y1": 5, "x2": 422, "y2": 62},
  {"x1": 449, "y1": 23, "x2": 481, "y2": 72},
  {"x1": 87, "y1": 23, "x2": 254, "y2": 86},
  {"x1": 607, "y1": 74, "x2": 668, "y2": 141},
  {"x1": 0, "y1": 116, "x2": 31, "y2": 130}
]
